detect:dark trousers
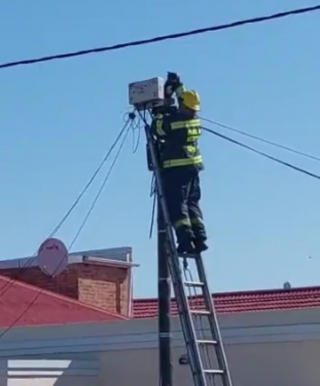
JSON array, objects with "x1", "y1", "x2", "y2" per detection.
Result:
[{"x1": 162, "y1": 167, "x2": 207, "y2": 245}]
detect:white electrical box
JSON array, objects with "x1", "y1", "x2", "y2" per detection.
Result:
[{"x1": 128, "y1": 77, "x2": 165, "y2": 108}]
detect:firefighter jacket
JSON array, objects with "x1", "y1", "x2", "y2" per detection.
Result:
[{"x1": 151, "y1": 111, "x2": 203, "y2": 170}]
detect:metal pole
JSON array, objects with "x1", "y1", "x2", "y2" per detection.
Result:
[{"x1": 158, "y1": 192, "x2": 172, "y2": 386}]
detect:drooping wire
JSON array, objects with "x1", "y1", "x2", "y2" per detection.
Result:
[
  {"x1": 131, "y1": 114, "x2": 142, "y2": 154},
  {"x1": 202, "y1": 126, "x2": 320, "y2": 181},
  {"x1": 50, "y1": 117, "x2": 131, "y2": 236},
  {"x1": 0, "y1": 5, "x2": 319, "y2": 69},
  {"x1": 201, "y1": 116, "x2": 320, "y2": 162},
  {"x1": 0, "y1": 117, "x2": 133, "y2": 304},
  {"x1": 149, "y1": 175, "x2": 157, "y2": 239},
  {"x1": 135, "y1": 109, "x2": 158, "y2": 239},
  {"x1": 0, "y1": 119, "x2": 135, "y2": 340},
  {"x1": 68, "y1": 122, "x2": 132, "y2": 250}
]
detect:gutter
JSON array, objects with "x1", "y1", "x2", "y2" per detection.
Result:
[{"x1": 82, "y1": 255, "x2": 139, "y2": 269}]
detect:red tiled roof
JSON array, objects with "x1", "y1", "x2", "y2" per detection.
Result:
[
  {"x1": 2, "y1": 271, "x2": 320, "y2": 328},
  {"x1": 0, "y1": 274, "x2": 127, "y2": 328},
  {"x1": 132, "y1": 286, "x2": 320, "y2": 318}
]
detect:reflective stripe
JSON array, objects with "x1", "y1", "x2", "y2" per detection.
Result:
[
  {"x1": 156, "y1": 119, "x2": 166, "y2": 136},
  {"x1": 187, "y1": 128, "x2": 201, "y2": 143},
  {"x1": 174, "y1": 218, "x2": 191, "y2": 229},
  {"x1": 188, "y1": 128, "x2": 201, "y2": 135},
  {"x1": 171, "y1": 120, "x2": 202, "y2": 144},
  {"x1": 163, "y1": 155, "x2": 202, "y2": 168},
  {"x1": 184, "y1": 145, "x2": 197, "y2": 154},
  {"x1": 190, "y1": 217, "x2": 204, "y2": 225},
  {"x1": 171, "y1": 119, "x2": 201, "y2": 130},
  {"x1": 160, "y1": 117, "x2": 203, "y2": 169}
]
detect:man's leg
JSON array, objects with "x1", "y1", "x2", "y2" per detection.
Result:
[
  {"x1": 188, "y1": 171, "x2": 208, "y2": 253},
  {"x1": 162, "y1": 169, "x2": 195, "y2": 253}
]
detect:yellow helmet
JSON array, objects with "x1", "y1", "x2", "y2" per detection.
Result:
[{"x1": 181, "y1": 90, "x2": 200, "y2": 111}]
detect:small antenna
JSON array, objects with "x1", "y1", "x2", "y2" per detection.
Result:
[{"x1": 283, "y1": 281, "x2": 292, "y2": 290}]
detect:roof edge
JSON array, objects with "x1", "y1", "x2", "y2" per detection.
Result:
[
  {"x1": 0, "y1": 248, "x2": 138, "y2": 271},
  {"x1": 82, "y1": 256, "x2": 139, "y2": 268}
]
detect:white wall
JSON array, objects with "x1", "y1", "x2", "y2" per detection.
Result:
[
  {"x1": 99, "y1": 340, "x2": 320, "y2": 386},
  {"x1": 0, "y1": 307, "x2": 320, "y2": 385}
]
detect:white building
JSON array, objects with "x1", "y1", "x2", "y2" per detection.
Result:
[{"x1": 0, "y1": 247, "x2": 319, "y2": 386}]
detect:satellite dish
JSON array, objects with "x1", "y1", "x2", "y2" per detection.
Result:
[{"x1": 37, "y1": 238, "x2": 68, "y2": 277}]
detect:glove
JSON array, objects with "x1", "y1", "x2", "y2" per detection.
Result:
[
  {"x1": 165, "y1": 72, "x2": 182, "y2": 99},
  {"x1": 167, "y1": 71, "x2": 180, "y2": 80},
  {"x1": 166, "y1": 72, "x2": 181, "y2": 89}
]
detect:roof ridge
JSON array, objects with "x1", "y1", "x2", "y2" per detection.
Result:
[
  {"x1": 132, "y1": 285, "x2": 320, "y2": 319},
  {"x1": 0, "y1": 274, "x2": 128, "y2": 320},
  {"x1": 132, "y1": 285, "x2": 320, "y2": 303}
]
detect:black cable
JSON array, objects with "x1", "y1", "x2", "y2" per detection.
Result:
[
  {"x1": 201, "y1": 116, "x2": 320, "y2": 162},
  {"x1": 68, "y1": 123, "x2": 131, "y2": 250},
  {"x1": 203, "y1": 126, "x2": 320, "y2": 181},
  {"x1": 0, "y1": 118, "x2": 132, "y2": 303},
  {"x1": 0, "y1": 5, "x2": 319, "y2": 69},
  {"x1": 131, "y1": 115, "x2": 142, "y2": 154},
  {"x1": 0, "y1": 121, "x2": 133, "y2": 340},
  {"x1": 149, "y1": 175, "x2": 157, "y2": 239},
  {"x1": 50, "y1": 117, "x2": 131, "y2": 236}
]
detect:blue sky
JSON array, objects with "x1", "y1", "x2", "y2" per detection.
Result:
[{"x1": 0, "y1": 0, "x2": 320, "y2": 297}]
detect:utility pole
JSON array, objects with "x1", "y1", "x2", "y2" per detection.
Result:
[{"x1": 158, "y1": 189, "x2": 172, "y2": 386}]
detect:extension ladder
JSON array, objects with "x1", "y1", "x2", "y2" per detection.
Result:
[{"x1": 145, "y1": 124, "x2": 233, "y2": 386}]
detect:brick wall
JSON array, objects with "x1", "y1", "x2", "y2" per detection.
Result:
[
  {"x1": 77, "y1": 264, "x2": 129, "y2": 315},
  {"x1": 0, "y1": 263, "x2": 130, "y2": 317}
]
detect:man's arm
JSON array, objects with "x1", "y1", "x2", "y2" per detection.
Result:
[
  {"x1": 174, "y1": 83, "x2": 186, "y2": 100},
  {"x1": 151, "y1": 113, "x2": 171, "y2": 140},
  {"x1": 165, "y1": 72, "x2": 186, "y2": 106},
  {"x1": 148, "y1": 113, "x2": 171, "y2": 171}
]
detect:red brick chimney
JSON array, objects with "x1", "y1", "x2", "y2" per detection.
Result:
[{"x1": 0, "y1": 247, "x2": 137, "y2": 318}]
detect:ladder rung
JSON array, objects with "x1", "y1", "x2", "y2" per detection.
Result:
[
  {"x1": 197, "y1": 339, "x2": 217, "y2": 345},
  {"x1": 178, "y1": 253, "x2": 199, "y2": 259},
  {"x1": 184, "y1": 280, "x2": 204, "y2": 287},
  {"x1": 190, "y1": 309, "x2": 210, "y2": 315},
  {"x1": 204, "y1": 369, "x2": 224, "y2": 375}
]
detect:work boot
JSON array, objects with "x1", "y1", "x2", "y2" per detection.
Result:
[
  {"x1": 177, "y1": 240, "x2": 196, "y2": 255},
  {"x1": 194, "y1": 239, "x2": 208, "y2": 253}
]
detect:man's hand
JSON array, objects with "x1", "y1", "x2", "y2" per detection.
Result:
[
  {"x1": 165, "y1": 72, "x2": 182, "y2": 99},
  {"x1": 167, "y1": 72, "x2": 180, "y2": 82},
  {"x1": 167, "y1": 72, "x2": 181, "y2": 88}
]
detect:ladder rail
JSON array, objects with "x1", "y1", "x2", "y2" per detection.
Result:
[
  {"x1": 144, "y1": 124, "x2": 207, "y2": 386},
  {"x1": 182, "y1": 266, "x2": 217, "y2": 378},
  {"x1": 143, "y1": 116, "x2": 233, "y2": 386},
  {"x1": 195, "y1": 257, "x2": 233, "y2": 386}
]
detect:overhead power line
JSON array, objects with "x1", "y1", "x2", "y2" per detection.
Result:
[
  {"x1": 1, "y1": 4, "x2": 319, "y2": 70},
  {"x1": 201, "y1": 117, "x2": 320, "y2": 162},
  {"x1": 68, "y1": 123, "x2": 131, "y2": 250},
  {"x1": 203, "y1": 126, "x2": 320, "y2": 182},
  {"x1": 0, "y1": 123, "x2": 133, "y2": 340},
  {"x1": 0, "y1": 119, "x2": 136, "y2": 340},
  {"x1": 0, "y1": 117, "x2": 134, "y2": 306},
  {"x1": 49, "y1": 117, "x2": 131, "y2": 237}
]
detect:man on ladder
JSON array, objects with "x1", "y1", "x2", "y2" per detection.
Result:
[{"x1": 151, "y1": 72, "x2": 208, "y2": 255}]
